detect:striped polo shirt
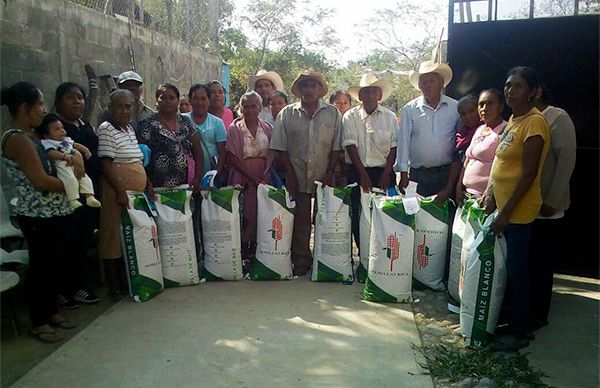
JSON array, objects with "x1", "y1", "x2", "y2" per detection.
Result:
[{"x1": 97, "y1": 121, "x2": 143, "y2": 163}]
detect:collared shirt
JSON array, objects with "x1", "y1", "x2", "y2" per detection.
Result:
[
  {"x1": 342, "y1": 104, "x2": 398, "y2": 168},
  {"x1": 270, "y1": 101, "x2": 342, "y2": 193},
  {"x1": 259, "y1": 106, "x2": 275, "y2": 126},
  {"x1": 395, "y1": 94, "x2": 460, "y2": 172}
]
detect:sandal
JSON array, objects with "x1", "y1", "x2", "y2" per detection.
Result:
[
  {"x1": 30, "y1": 325, "x2": 63, "y2": 343},
  {"x1": 50, "y1": 315, "x2": 77, "y2": 330}
]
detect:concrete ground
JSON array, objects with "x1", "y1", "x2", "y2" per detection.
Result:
[
  {"x1": 527, "y1": 274, "x2": 600, "y2": 388},
  {"x1": 7, "y1": 277, "x2": 432, "y2": 388}
]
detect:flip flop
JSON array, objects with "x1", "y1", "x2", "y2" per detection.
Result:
[
  {"x1": 50, "y1": 316, "x2": 77, "y2": 330},
  {"x1": 29, "y1": 326, "x2": 62, "y2": 343}
]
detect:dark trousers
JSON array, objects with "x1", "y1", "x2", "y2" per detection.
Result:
[
  {"x1": 504, "y1": 223, "x2": 532, "y2": 338},
  {"x1": 17, "y1": 215, "x2": 74, "y2": 327},
  {"x1": 529, "y1": 217, "x2": 560, "y2": 324},
  {"x1": 409, "y1": 166, "x2": 450, "y2": 197},
  {"x1": 291, "y1": 192, "x2": 313, "y2": 273},
  {"x1": 61, "y1": 206, "x2": 98, "y2": 295},
  {"x1": 347, "y1": 166, "x2": 396, "y2": 256}
]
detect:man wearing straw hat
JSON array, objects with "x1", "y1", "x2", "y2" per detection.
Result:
[
  {"x1": 343, "y1": 73, "x2": 398, "y2": 247},
  {"x1": 395, "y1": 60, "x2": 461, "y2": 201},
  {"x1": 247, "y1": 69, "x2": 285, "y2": 125},
  {"x1": 270, "y1": 70, "x2": 343, "y2": 276}
]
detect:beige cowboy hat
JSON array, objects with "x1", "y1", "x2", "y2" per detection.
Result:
[
  {"x1": 290, "y1": 70, "x2": 329, "y2": 99},
  {"x1": 408, "y1": 60, "x2": 453, "y2": 90},
  {"x1": 247, "y1": 69, "x2": 284, "y2": 92},
  {"x1": 347, "y1": 73, "x2": 393, "y2": 102}
]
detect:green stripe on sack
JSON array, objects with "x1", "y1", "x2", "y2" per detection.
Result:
[
  {"x1": 120, "y1": 210, "x2": 141, "y2": 287},
  {"x1": 200, "y1": 267, "x2": 224, "y2": 281},
  {"x1": 163, "y1": 278, "x2": 180, "y2": 288},
  {"x1": 459, "y1": 199, "x2": 475, "y2": 222},
  {"x1": 316, "y1": 261, "x2": 344, "y2": 282},
  {"x1": 470, "y1": 228, "x2": 496, "y2": 347},
  {"x1": 250, "y1": 259, "x2": 284, "y2": 280},
  {"x1": 267, "y1": 188, "x2": 295, "y2": 214},
  {"x1": 420, "y1": 198, "x2": 449, "y2": 224},
  {"x1": 356, "y1": 263, "x2": 368, "y2": 283},
  {"x1": 333, "y1": 186, "x2": 352, "y2": 206},
  {"x1": 381, "y1": 200, "x2": 415, "y2": 229},
  {"x1": 159, "y1": 190, "x2": 187, "y2": 214},
  {"x1": 211, "y1": 189, "x2": 234, "y2": 212},
  {"x1": 130, "y1": 275, "x2": 163, "y2": 302},
  {"x1": 363, "y1": 278, "x2": 398, "y2": 302},
  {"x1": 467, "y1": 205, "x2": 486, "y2": 230}
]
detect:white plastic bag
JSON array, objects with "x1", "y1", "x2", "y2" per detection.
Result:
[
  {"x1": 448, "y1": 199, "x2": 476, "y2": 302},
  {"x1": 413, "y1": 197, "x2": 449, "y2": 291},
  {"x1": 460, "y1": 212, "x2": 507, "y2": 347},
  {"x1": 357, "y1": 189, "x2": 385, "y2": 283},
  {"x1": 458, "y1": 202, "x2": 487, "y2": 300},
  {"x1": 251, "y1": 184, "x2": 295, "y2": 280},
  {"x1": 120, "y1": 192, "x2": 164, "y2": 302},
  {"x1": 200, "y1": 186, "x2": 243, "y2": 281},
  {"x1": 154, "y1": 187, "x2": 199, "y2": 287},
  {"x1": 311, "y1": 182, "x2": 354, "y2": 282},
  {"x1": 363, "y1": 196, "x2": 415, "y2": 303}
]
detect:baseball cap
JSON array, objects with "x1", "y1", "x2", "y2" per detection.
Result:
[{"x1": 117, "y1": 71, "x2": 143, "y2": 85}]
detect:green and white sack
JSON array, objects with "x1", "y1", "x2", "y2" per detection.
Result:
[
  {"x1": 311, "y1": 182, "x2": 354, "y2": 282},
  {"x1": 363, "y1": 196, "x2": 415, "y2": 303},
  {"x1": 460, "y1": 212, "x2": 507, "y2": 347},
  {"x1": 458, "y1": 202, "x2": 487, "y2": 300},
  {"x1": 154, "y1": 187, "x2": 199, "y2": 287},
  {"x1": 251, "y1": 184, "x2": 295, "y2": 280},
  {"x1": 120, "y1": 192, "x2": 164, "y2": 302},
  {"x1": 413, "y1": 197, "x2": 449, "y2": 291},
  {"x1": 357, "y1": 189, "x2": 385, "y2": 283},
  {"x1": 200, "y1": 186, "x2": 243, "y2": 281},
  {"x1": 448, "y1": 199, "x2": 476, "y2": 302}
]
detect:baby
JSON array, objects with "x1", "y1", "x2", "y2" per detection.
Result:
[{"x1": 36, "y1": 114, "x2": 101, "y2": 209}]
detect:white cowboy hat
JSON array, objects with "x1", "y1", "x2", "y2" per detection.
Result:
[
  {"x1": 247, "y1": 69, "x2": 284, "y2": 92},
  {"x1": 290, "y1": 70, "x2": 328, "y2": 99},
  {"x1": 347, "y1": 73, "x2": 393, "y2": 102},
  {"x1": 408, "y1": 61, "x2": 453, "y2": 90}
]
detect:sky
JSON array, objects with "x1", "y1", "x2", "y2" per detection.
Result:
[{"x1": 231, "y1": 0, "x2": 525, "y2": 66}]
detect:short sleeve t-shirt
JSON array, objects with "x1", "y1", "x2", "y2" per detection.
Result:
[
  {"x1": 184, "y1": 112, "x2": 227, "y2": 159},
  {"x1": 491, "y1": 108, "x2": 549, "y2": 224}
]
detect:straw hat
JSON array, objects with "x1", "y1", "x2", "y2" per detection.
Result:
[
  {"x1": 408, "y1": 61, "x2": 453, "y2": 90},
  {"x1": 247, "y1": 70, "x2": 284, "y2": 92},
  {"x1": 290, "y1": 70, "x2": 328, "y2": 99},
  {"x1": 347, "y1": 73, "x2": 393, "y2": 102}
]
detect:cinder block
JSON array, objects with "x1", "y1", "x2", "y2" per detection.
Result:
[
  {"x1": 42, "y1": 32, "x2": 59, "y2": 52},
  {"x1": 27, "y1": 6, "x2": 55, "y2": 31}
]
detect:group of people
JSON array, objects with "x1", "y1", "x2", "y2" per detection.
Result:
[{"x1": 1, "y1": 59, "x2": 576, "y2": 352}]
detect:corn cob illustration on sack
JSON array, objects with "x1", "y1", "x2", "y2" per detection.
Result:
[
  {"x1": 460, "y1": 212, "x2": 507, "y2": 347},
  {"x1": 154, "y1": 187, "x2": 199, "y2": 287},
  {"x1": 251, "y1": 184, "x2": 295, "y2": 280},
  {"x1": 412, "y1": 197, "x2": 449, "y2": 291},
  {"x1": 200, "y1": 186, "x2": 243, "y2": 281},
  {"x1": 363, "y1": 196, "x2": 415, "y2": 303},
  {"x1": 120, "y1": 191, "x2": 164, "y2": 302},
  {"x1": 311, "y1": 182, "x2": 354, "y2": 282}
]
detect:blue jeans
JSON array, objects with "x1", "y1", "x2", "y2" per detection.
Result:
[{"x1": 504, "y1": 223, "x2": 532, "y2": 338}]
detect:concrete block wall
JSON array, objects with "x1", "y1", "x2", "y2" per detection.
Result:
[{"x1": 1, "y1": 0, "x2": 221, "y2": 124}]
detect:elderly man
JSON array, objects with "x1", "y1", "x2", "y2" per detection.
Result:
[
  {"x1": 98, "y1": 70, "x2": 154, "y2": 131},
  {"x1": 247, "y1": 69, "x2": 284, "y2": 125},
  {"x1": 395, "y1": 61, "x2": 461, "y2": 201},
  {"x1": 343, "y1": 73, "x2": 398, "y2": 249},
  {"x1": 270, "y1": 70, "x2": 343, "y2": 276}
]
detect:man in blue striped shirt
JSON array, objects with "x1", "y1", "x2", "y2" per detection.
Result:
[{"x1": 395, "y1": 61, "x2": 461, "y2": 201}]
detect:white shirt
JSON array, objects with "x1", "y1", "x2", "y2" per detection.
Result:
[
  {"x1": 342, "y1": 104, "x2": 398, "y2": 168},
  {"x1": 395, "y1": 94, "x2": 460, "y2": 172}
]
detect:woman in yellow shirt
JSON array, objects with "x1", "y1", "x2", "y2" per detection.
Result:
[{"x1": 486, "y1": 66, "x2": 550, "y2": 351}]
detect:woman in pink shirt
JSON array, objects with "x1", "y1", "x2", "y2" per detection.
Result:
[{"x1": 456, "y1": 88, "x2": 507, "y2": 204}]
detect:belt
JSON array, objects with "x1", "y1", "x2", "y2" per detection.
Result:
[{"x1": 413, "y1": 164, "x2": 452, "y2": 173}]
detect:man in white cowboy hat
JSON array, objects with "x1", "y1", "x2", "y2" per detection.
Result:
[
  {"x1": 97, "y1": 70, "x2": 154, "y2": 131},
  {"x1": 343, "y1": 73, "x2": 398, "y2": 248},
  {"x1": 395, "y1": 60, "x2": 461, "y2": 200},
  {"x1": 270, "y1": 70, "x2": 343, "y2": 276},
  {"x1": 247, "y1": 69, "x2": 285, "y2": 125}
]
